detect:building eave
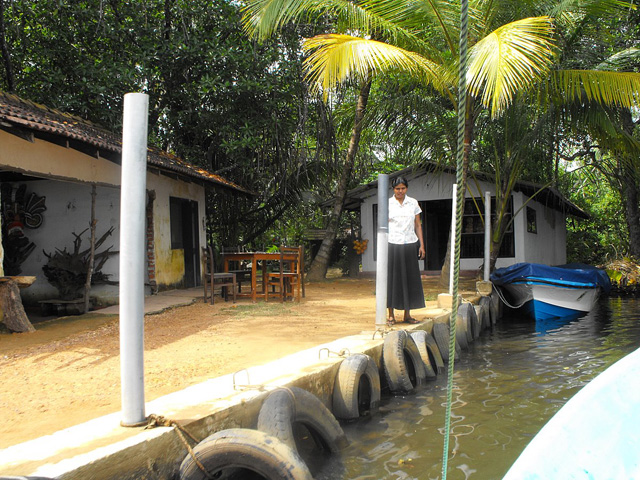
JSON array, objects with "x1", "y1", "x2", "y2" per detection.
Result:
[
  {"x1": 0, "y1": 92, "x2": 254, "y2": 195},
  {"x1": 340, "y1": 164, "x2": 589, "y2": 219}
]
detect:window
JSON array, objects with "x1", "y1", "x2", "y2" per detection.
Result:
[
  {"x1": 170, "y1": 197, "x2": 184, "y2": 249},
  {"x1": 527, "y1": 206, "x2": 537, "y2": 234},
  {"x1": 461, "y1": 196, "x2": 514, "y2": 258}
]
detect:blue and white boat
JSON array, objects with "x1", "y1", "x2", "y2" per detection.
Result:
[{"x1": 490, "y1": 262, "x2": 612, "y2": 321}]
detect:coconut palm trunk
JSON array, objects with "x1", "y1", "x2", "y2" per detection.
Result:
[{"x1": 307, "y1": 78, "x2": 372, "y2": 281}]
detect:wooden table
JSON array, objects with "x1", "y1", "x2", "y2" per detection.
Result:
[{"x1": 222, "y1": 251, "x2": 297, "y2": 302}]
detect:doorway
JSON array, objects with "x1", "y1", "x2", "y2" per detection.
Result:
[
  {"x1": 421, "y1": 199, "x2": 452, "y2": 271},
  {"x1": 170, "y1": 197, "x2": 201, "y2": 288}
]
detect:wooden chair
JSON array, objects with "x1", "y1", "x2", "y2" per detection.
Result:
[
  {"x1": 266, "y1": 246, "x2": 304, "y2": 302},
  {"x1": 202, "y1": 246, "x2": 236, "y2": 305},
  {"x1": 222, "y1": 245, "x2": 252, "y2": 293}
]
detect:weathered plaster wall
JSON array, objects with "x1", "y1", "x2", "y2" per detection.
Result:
[
  {"x1": 0, "y1": 130, "x2": 121, "y2": 186},
  {"x1": 147, "y1": 173, "x2": 206, "y2": 289},
  {"x1": 15, "y1": 180, "x2": 121, "y2": 304},
  {"x1": 1, "y1": 129, "x2": 207, "y2": 304}
]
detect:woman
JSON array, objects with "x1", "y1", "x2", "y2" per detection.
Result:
[{"x1": 387, "y1": 176, "x2": 425, "y2": 325}]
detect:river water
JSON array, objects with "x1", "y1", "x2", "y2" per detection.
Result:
[{"x1": 318, "y1": 296, "x2": 640, "y2": 480}]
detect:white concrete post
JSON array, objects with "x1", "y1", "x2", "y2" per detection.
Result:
[
  {"x1": 484, "y1": 191, "x2": 491, "y2": 281},
  {"x1": 119, "y1": 93, "x2": 149, "y2": 427},
  {"x1": 449, "y1": 184, "x2": 457, "y2": 295},
  {"x1": 375, "y1": 174, "x2": 389, "y2": 328}
]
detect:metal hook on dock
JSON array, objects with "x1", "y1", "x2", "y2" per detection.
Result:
[
  {"x1": 373, "y1": 328, "x2": 388, "y2": 339},
  {"x1": 232, "y1": 369, "x2": 265, "y2": 391},
  {"x1": 318, "y1": 347, "x2": 351, "y2": 359}
]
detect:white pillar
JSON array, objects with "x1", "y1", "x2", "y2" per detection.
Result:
[
  {"x1": 119, "y1": 93, "x2": 149, "y2": 427},
  {"x1": 375, "y1": 174, "x2": 389, "y2": 327},
  {"x1": 449, "y1": 184, "x2": 457, "y2": 295},
  {"x1": 484, "y1": 191, "x2": 491, "y2": 281}
]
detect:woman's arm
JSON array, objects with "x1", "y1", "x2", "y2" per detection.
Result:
[{"x1": 415, "y1": 214, "x2": 425, "y2": 259}]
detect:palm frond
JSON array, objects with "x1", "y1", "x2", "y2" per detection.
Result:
[
  {"x1": 242, "y1": 0, "x2": 444, "y2": 58},
  {"x1": 552, "y1": 70, "x2": 640, "y2": 108},
  {"x1": 598, "y1": 48, "x2": 640, "y2": 71},
  {"x1": 548, "y1": 0, "x2": 633, "y2": 18},
  {"x1": 242, "y1": 0, "x2": 326, "y2": 40},
  {"x1": 547, "y1": 0, "x2": 634, "y2": 34},
  {"x1": 467, "y1": 16, "x2": 556, "y2": 117},
  {"x1": 303, "y1": 34, "x2": 451, "y2": 94}
]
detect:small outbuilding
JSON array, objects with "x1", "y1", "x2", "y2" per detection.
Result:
[
  {"x1": 344, "y1": 166, "x2": 587, "y2": 274},
  {"x1": 0, "y1": 92, "x2": 250, "y2": 309}
]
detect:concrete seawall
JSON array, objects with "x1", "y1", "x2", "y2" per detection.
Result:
[{"x1": 1, "y1": 291, "x2": 493, "y2": 479}]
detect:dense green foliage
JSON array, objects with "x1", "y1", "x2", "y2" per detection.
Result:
[
  {"x1": 1, "y1": 0, "x2": 639, "y2": 269},
  {"x1": 0, "y1": 0, "x2": 359, "y2": 250},
  {"x1": 563, "y1": 169, "x2": 628, "y2": 264}
]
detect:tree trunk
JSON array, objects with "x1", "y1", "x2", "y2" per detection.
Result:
[
  {"x1": 84, "y1": 184, "x2": 97, "y2": 313},
  {"x1": 306, "y1": 78, "x2": 372, "y2": 282},
  {"x1": 439, "y1": 96, "x2": 475, "y2": 287},
  {"x1": 0, "y1": 279, "x2": 35, "y2": 332},
  {"x1": 621, "y1": 172, "x2": 640, "y2": 259},
  {"x1": 619, "y1": 109, "x2": 640, "y2": 258},
  {"x1": 0, "y1": 0, "x2": 16, "y2": 92}
]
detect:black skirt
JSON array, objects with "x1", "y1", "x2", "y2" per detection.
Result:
[{"x1": 387, "y1": 242, "x2": 425, "y2": 311}]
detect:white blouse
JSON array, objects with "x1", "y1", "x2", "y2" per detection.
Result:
[{"x1": 388, "y1": 195, "x2": 421, "y2": 245}]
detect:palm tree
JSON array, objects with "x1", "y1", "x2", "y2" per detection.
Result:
[{"x1": 243, "y1": 0, "x2": 640, "y2": 280}]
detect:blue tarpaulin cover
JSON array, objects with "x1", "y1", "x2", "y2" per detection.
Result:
[{"x1": 490, "y1": 262, "x2": 611, "y2": 293}]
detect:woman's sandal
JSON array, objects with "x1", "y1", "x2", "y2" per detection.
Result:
[
  {"x1": 386, "y1": 318, "x2": 397, "y2": 327},
  {"x1": 404, "y1": 317, "x2": 421, "y2": 324}
]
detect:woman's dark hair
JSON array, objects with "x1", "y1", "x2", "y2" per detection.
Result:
[{"x1": 392, "y1": 176, "x2": 409, "y2": 188}]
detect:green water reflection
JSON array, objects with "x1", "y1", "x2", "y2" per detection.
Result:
[{"x1": 321, "y1": 297, "x2": 640, "y2": 480}]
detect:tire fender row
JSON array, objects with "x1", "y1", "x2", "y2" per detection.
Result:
[
  {"x1": 382, "y1": 295, "x2": 499, "y2": 394},
  {"x1": 179, "y1": 294, "x2": 500, "y2": 480}
]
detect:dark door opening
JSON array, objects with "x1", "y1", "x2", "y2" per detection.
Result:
[
  {"x1": 421, "y1": 200, "x2": 452, "y2": 271},
  {"x1": 170, "y1": 197, "x2": 201, "y2": 288}
]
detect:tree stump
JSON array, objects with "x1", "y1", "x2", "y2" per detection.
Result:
[{"x1": 0, "y1": 278, "x2": 35, "y2": 333}]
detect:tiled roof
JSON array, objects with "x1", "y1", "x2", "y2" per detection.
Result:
[{"x1": 0, "y1": 92, "x2": 252, "y2": 194}]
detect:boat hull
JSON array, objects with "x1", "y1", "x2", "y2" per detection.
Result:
[
  {"x1": 504, "y1": 347, "x2": 640, "y2": 479},
  {"x1": 503, "y1": 282, "x2": 600, "y2": 321},
  {"x1": 491, "y1": 263, "x2": 611, "y2": 321}
]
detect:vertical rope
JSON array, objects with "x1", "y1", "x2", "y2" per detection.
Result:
[{"x1": 442, "y1": 1, "x2": 469, "y2": 479}]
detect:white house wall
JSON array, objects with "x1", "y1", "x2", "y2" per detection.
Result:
[
  {"x1": 17, "y1": 180, "x2": 121, "y2": 303},
  {"x1": 517, "y1": 191, "x2": 567, "y2": 266},
  {"x1": 360, "y1": 172, "x2": 568, "y2": 273},
  {"x1": 1, "y1": 129, "x2": 207, "y2": 304}
]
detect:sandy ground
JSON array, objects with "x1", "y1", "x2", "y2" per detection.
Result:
[{"x1": 0, "y1": 274, "x2": 475, "y2": 449}]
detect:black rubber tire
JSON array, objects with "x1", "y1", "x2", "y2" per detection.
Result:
[
  {"x1": 459, "y1": 302, "x2": 479, "y2": 340},
  {"x1": 179, "y1": 428, "x2": 313, "y2": 480},
  {"x1": 257, "y1": 386, "x2": 348, "y2": 453},
  {"x1": 473, "y1": 305, "x2": 484, "y2": 336},
  {"x1": 332, "y1": 353, "x2": 381, "y2": 420},
  {"x1": 409, "y1": 331, "x2": 438, "y2": 378},
  {"x1": 490, "y1": 293, "x2": 500, "y2": 325},
  {"x1": 455, "y1": 309, "x2": 470, "y2": 349},
  {"x1": 382, "y1": 330, "x2": 427, "y2": 394},
  {"x1": 422, "y1": 331, "x2": 445, "y2": 374},
  {"x1": 483, "y1": 302, "x2": 491, "y2": 329},
  {"x1": 479, "y1": 296, "x2": 492, "y2": 329},
  {"x1": 432, "y1": 322, "x2": 460, "y2": 363}
]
